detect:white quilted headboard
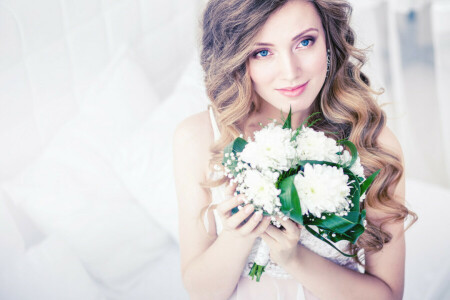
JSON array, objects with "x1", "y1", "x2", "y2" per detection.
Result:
[{"x1": 0, "y1": 0, "x2": 201, "y2": 182}]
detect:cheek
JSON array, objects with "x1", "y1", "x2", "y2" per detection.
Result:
[
  {"x1": 301, "y1": 51, "x2": 328, "y2": 75},
  {"x1": 249, "y1": 61, "x2": 277, "y2": 87}
]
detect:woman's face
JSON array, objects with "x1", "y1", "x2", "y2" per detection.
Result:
[{"x1": 248, "y1": 0, "x2": 328, "y2": 118}]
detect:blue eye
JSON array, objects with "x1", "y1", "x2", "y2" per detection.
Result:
[
  {"x1": 298, "y1": 38, "x2": 314, "y2": 49},
  {"x1": 256, "y1": 50, "x2": 269, "y2": 57},
  {"x1": 300, "y1": 40, "x2": 310, "y2": 47}
]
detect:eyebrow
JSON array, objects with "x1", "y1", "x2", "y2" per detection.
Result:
[{"x1": 254, "y1": 28, "x2": 319, "y2": 47}]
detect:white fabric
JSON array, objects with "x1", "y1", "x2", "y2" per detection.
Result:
[
  {"x1": 0, "y1": 0, "x2": 204, "y2": 298},
  {"x1": 112, "y1": 53, "x2": 209, "y2": 243},
  {"x1": 0, "y1": 191, "x2": 25, "y2": 269},
  {"x1": 208, "y1": 106, "x2": 222, "y2": 139},
  {"x1": 207, "y1": 108, "x2": 360, "y2": 299},
  {"x1": 0, "y1": 47, "x2": 173, "y2": 291},
  {"x1": 0, "y1": 0, "x2": 200, "y2": 182},
  {"x1": 0, "y1": 236, "x2": 104, "y2": 300}
]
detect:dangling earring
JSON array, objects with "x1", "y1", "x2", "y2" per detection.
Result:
[{"x1": 326, "y1": 48, "x2": 331, "y2": 78}]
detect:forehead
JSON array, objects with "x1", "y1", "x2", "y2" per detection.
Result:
[{"x1": 253, "y1": 0, "x2": 322, "y2": 43}]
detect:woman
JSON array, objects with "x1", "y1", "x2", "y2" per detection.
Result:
[{"x1": 173, "y1": 0, "x2": 416, "y2": 299}]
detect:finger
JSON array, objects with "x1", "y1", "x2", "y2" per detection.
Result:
[
  {"x1": 264, "y1": 224, "x2": 284, "y2": 242},
  {"x1": 276, "y1": 217, "x2": 302, "y2": 241},
  {"x1": 277, "y1": 216, "x2": 298, "y2": 233},
  {"x1": 238, "y1": 211, "x2": 264, "y2": 235},
  {"x1": 225, "y1": 181, "x2": 238, "y2": 198},
  {"x1": 261, "y1": 232, "x2": 276, "y2": 248},
  {"x1": 226, "y1": 204, "x2": 254, "y2": 228},
  {"x1": 216, "y1": 195, "x2": 244, "y2": 217},
  {"x1": 252, "y1": 215, "x2": 272, "y2": 236}
]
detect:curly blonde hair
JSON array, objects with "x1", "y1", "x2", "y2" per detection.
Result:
[{"x1": 200, "y1": 0, "x2": 417, "y2": 262}]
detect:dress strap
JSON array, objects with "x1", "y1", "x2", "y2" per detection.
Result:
[{"x1": 208, "y1": 105, "x2": 221, "y2": 142}]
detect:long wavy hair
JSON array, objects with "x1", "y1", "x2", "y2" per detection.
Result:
[{"x1": 200, "y1": 0, "x2": 417, "y2": 263}]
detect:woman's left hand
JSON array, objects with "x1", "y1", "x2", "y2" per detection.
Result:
[{"x1": 261, "y1": 217, "x2": 303, "y2": 268}]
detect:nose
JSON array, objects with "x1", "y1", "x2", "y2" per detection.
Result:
[{"x1": 278, "y1": 52, "x2": 300, "y2": 83}]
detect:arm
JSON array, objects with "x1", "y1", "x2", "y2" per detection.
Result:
[
  {"x1": 263, "y1": 126, "x2": 406, "y2": 300},
  {"x1": 173, "y1": 112, "x2": 270, "y2": 299}
]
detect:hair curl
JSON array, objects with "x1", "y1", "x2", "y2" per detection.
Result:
[{"x1": 200, "y1": 0, "x2": 417, "y2": 264}]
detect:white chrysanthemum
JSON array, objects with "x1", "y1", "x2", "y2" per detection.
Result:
[
  {"x1": 295, "y1": 127, "x2": 342, "y2": 162},
  {"x1": 240, "y1": 122, "x2": 297, "y2": 171},
  {"x1": 238, "y1": 169, "x2": 281, "y2": 214},
  {"x1": 332, "y1": 150, "x2": 365, "y2": 179},
  {"x1": 294, "y1": 164, "x2": 351, "y2": 218}
]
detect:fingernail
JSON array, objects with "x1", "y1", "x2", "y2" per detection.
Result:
[
  {"x1": 254, "y1": 211, "x2": 262, "y2": 221},
  {"x1": 245, "y1": 204, "x2": 254, "y2": 213},
  {"x1": 238, "y1": 196, "x2": 244, "y2": 203}
]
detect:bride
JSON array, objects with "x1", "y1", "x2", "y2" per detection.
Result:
[{"x1": 173, "y1": 0, "x2": 417, "y2": 299}]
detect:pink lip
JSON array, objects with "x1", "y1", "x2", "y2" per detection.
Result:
[{"x1": 276, "y1": 82, "x2": 309, "y2": 97}]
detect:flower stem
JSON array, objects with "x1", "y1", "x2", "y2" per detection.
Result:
[{"x1": 249, "y1": 263, "x2": 266, "y2": 282}]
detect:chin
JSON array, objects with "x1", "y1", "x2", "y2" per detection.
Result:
[{"x1": 281, "y1": 99, "x2": 315, "y2": 114}]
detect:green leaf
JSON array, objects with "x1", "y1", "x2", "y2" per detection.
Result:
[
  {"x1": 300, "y1": 111, "x2": 321, "y2": 129},
  {"x1": 282, "y1": 107, "x2": 292, "y2": 129},
  {"x1": 234, "y1": 137, "x2": 248, "y2": 152},
  {"x1": 306, "y1": 118, "x2": 321, "y2": 128},
  {"x1": 304, "y1": 225, "x2": 356, "y2": 257},
  {"x1": 343, "y1": 169, "x2": 361, "y2": 212},
  {"x1": 223, "y1": 137, "x2": 247, "y2": 159},
  {"x1": 338, "y1": 140, "x2": 358, "y2": 168},
  {"x1": 222, "y1": 137, "x2": 248, "y2": 177},
  {"x1": 278, "y1": 175, "x2": 303, "y2": 225},
  {"x1": 360, "y1": 169, "x2": 380, "y2": 195},
  {"x1": 291, "y1": 112, "x2": 322, "y2": 141},
  {"x1": 307, "y1": 214, "x2": 358, "y2": 233}
]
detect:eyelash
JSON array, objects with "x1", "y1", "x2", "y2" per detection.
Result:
[{"x1": 251, "y1": 37, "x2": 316, "y2": 58}]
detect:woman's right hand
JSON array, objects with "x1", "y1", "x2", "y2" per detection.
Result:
[{"x1": 216, "y1": 183, "x2": 271, "y2": 240}]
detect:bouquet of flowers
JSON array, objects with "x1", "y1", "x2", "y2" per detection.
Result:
[{"x1": 221, "y1": 110, "x2": 379, "y2": 282}]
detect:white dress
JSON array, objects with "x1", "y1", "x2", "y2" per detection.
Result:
[{"x1": 206, "y1": 107, "x2": 363, "y2": 300}]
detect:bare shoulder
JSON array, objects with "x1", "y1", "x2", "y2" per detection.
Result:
[
  {"x1": 377, "y1": 125, "x2": 403, "y2": 161},
  {"x1": 174, "y1": 110, "x2": 214, "y2": 150},
  {"x1": 173, "y1": 110, "x2": 214, "y2": 179}
]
